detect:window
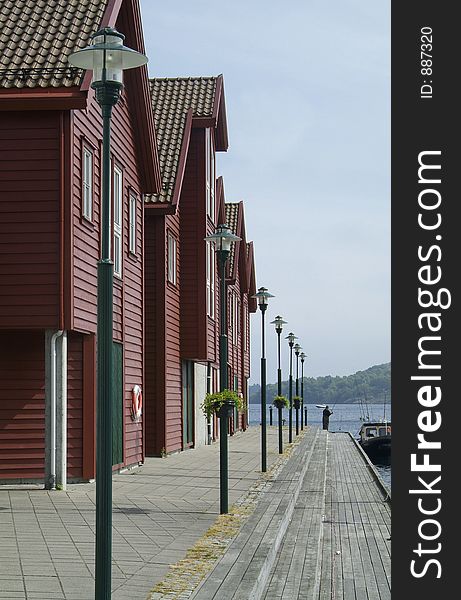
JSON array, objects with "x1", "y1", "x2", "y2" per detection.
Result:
[
  {"x1": 82, "y1": 146, "x2": 93, "y2": 220},
  {"x1": 205, "y1": 129, "x2": 215, "y2": 221},
  {"x1": 167, "y1": 232, "x2": 177, "y2": 285},
  {"x1": 113, "y1": 166, "x2": 123, "y2": 277},
  {"x1": 129, "y1": 194, "x2": 136, "y2": 255},
  {"x1": 206, "y1": 241, "x2": 215, "y2": 318},
  {"x1": 232, "y1": 293, "x2": 239, "y2": 346}
]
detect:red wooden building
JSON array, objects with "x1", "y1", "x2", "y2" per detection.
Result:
[
  {"x1": 0, "y1": 0, "x2": 161, "y2": 484},
  {"x1": 144, "y1": 77, "x2": 257, "y2": 455}
]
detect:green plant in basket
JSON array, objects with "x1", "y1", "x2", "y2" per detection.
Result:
[
  {"x1": 293, "y1": 396, "x2": 302, "y2": 409},
  {"x1": 201, "y1": 389, "x2": 243, "y2": 418},
  {"x1": 272, "y1": 395, "x2": 289, "y2": 410}
]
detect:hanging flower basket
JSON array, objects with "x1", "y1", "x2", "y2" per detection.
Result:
[
  {"x1": 293, "y1": 396, "x2": 302, "y2": 410},
  {"x1": 200, "y1": 390, "x2": 243, "y2": 419},
  {"x1": 272, "y1": 395, "x2": 289, "y2": 410}
]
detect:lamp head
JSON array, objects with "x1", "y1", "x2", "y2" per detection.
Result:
[
  {"x1": 252, "y1": 286, "x2": 274, "y2": 311},
  {"x1": 270, "y1": 315, "x2": 287, "y2": 333},
  {"x1": 294, "y1": 343, "x2": 302, "y2": 355},
  {"x1": 285, "y1": 332, "x2": 297, "y2": 346},
  {"x1": 204, "y1": 223, "x2": 241, "y2": 253},
  {"x1": 300, "y1": 352, "x2": 306, "y2": 362},
  {"x1": 68, "y1": 27, "x2": 148, "y2": 87}
]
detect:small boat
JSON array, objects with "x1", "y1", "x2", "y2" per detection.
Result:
[
  {"x1": 358, "y1": 421, "x2": 391, "y2": 461},
  {"x1": 315, "y1": 404, "x2": 327, "y2": 409}
]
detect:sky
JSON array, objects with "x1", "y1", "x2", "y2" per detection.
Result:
[{"x1": 139, "y1": 0, "x2": 390, "y2": 383}]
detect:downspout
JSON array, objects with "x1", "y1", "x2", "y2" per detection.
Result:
[{"x1": 49, "y1": 330, "x2": 64, "y2": 490}]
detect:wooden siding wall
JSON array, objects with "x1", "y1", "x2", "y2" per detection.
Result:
[
  {"x1": 0, "y1": 112, "x2": 60, "y2": 329},
  {"x1": 67, "y1": 333, "x2": 83, "y2": 479},
  {"x1": 180, "y1": 129, "x2": 209, "y2": 362},
  {"x1": 145, "y1": 211, "x2": 183, "y2": 455},
  {"x1": 0, "y1": 332, "x2": 45, "y2": 480},
  {"x1": 72, "y1": 85, "x2": 144, "y2": 467},
  {"x1": 144, "y1": 215, "x2": 165, "y2": 455},
  {"x1": 243, "y1": 296, "x2": 250, "y2": 379},
  {"x1": 164, "y1": 213, "x2": 182, "y2": 452}
]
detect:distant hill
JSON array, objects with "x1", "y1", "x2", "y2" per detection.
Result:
[{"x1": 249, "y1": 363, "x2": 390, "y2": 405}]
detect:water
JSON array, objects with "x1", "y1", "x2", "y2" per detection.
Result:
[{"x1": 249, "y1": 402, "x2": 391, "y2": 489}]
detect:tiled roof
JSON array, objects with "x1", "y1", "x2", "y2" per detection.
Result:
[
  {"x1": 225, "y1": 202, "x2": 240, "y2": 276},
  {"x1": 145, "y1": 77, "x2": 218, "y2": 204},
  {"x1": 0, "y1": 0, "x2": 108, "y2": 89}
]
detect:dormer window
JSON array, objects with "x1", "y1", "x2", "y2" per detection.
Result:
[{"x1": 205, "y1": 129, "x2": 215, "y2": 222}]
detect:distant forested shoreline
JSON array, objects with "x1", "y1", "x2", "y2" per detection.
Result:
[{"x1": 249, "y1": 363, "x2": 390, "y2": 405}]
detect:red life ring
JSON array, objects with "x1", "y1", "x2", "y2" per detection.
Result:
[{"x1": 131, "y1": 385, "x2": 142, "y2": 421}]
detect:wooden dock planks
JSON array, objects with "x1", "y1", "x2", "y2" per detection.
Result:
[
  {"x1": 264, "y1": 431, "x2": 391, "y2": 600},
  {"x1": 318, "y1": 433, "x2": 391, "y2": 600}
]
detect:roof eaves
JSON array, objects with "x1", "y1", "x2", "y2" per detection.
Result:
[
  {"x1": 170, "y1": 108, "x2": 193, "y2": 210},
  {"x1": 214, "y1": 75, "x2": 229, "y2": 151}
]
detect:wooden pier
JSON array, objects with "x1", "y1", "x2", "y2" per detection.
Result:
[
  {"x1": 317, "y1": 433, "x2": 391, "y2": 600},
  {"x1": 192, "y1": 429, "x2": 391, "y2": 600}
]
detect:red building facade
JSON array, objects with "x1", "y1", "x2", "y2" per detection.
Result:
[
  {"x1": 144, "y1": 77, "x2": 257, "y2": 455},
  {"x1": 0, "y1": 1, "x2": 257, "y2": 483},
  {"x1": 0, "y1": 0, "x2": 160, "y2": 484}
]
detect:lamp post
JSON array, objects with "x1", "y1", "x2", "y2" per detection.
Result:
[
  {"x1": 294, "y1": 343, "x2": 301, "y2": 435},
  {"x1": 69, "y1": 28, "x2": 147, "y2": 600},
  {"x1": 252, "y1": 287, "x2": 274, "y2": 472},
  {"x1": 285, "y1": 332, "x2": 297, "y2": 443},
  {"x1": 270, "y1": 315, "x2": 287, "y2": 454},
  {"x1": 300, "y1": 352, "x2": 306, "y2": 429},
  {"x1": 205, "y1": 224, "x2": 240, "y2": 513}
]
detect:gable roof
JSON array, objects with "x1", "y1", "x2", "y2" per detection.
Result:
[
  {"x1": 225, "y1": 202, "x2": 240, "y2": 278},
  {"x1": 0, "y1": 0, "x2": 161, "y2": 193},
  {"x1": 145, "y1": 75, "x2": 228, "y2": 205},
  {"x1": 223, "y1": 200, "x2": 257, "y2": 311},
  {"x1": 0, "y1": 0, "x2": 108, "y2": 89}
]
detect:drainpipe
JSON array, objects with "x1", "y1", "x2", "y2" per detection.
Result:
[{"x1": 48, "y1": 330, "x2": 64, "y2": 490}]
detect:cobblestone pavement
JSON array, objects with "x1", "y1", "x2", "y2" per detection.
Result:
[{"x1": 0, "y1": 426, "x2": 297, "y2": 600}]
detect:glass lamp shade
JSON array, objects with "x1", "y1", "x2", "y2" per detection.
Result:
[
  {"x1": 204, "y1": 224, "x2": 240, "y2": 252},
  {"x1": 294, "y1": 343, "x2": 302, "y2": 354},
  {"x1": 285, "y1": 332, "x2": 297, "y2": 344},
  {"x1": 252, "y1": 286, "x2": 274, "y2": 307},
  {"x1": 300, "y1": 352, "x2": 306, "y2": 362},
  {"x1": 270, "y1": 315, "x2": 287, "y2": 332},
  {"x1": 68, "y1": 27, "x2": 148, "y2": 85}
]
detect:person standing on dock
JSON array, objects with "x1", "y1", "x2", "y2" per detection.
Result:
[{"x1": 322, "y1": 406, "x2": 333, "y2": 430}]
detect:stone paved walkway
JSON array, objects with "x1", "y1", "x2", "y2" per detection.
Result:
[{"x1": 0, "y1": 426, "x2": 296, "y2": 600}]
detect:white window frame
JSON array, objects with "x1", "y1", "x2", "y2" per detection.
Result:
[
  {"x1": 129, "y1": 194, "x2": 137, "y2": 255},
  {"x1": 205, "y1": 129, "x2": 215, "y2": 222},
  {"x1": 206, "y1": 241, "x2": 215, "y2": 318},
  {"x1": 167, "y1": 232, "x2": 177, "y2": 285},
  {"x1": 82, "y1": 146, "x2": 93, "y2": 220},
  {"x1": 113, "y1": 165, "x2": 123, "y2": 277},
  {"x1": 233, "y1": 293, "x2": 239, "y2": 346}
]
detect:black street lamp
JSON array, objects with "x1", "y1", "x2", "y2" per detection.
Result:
[
  {"x1": 294, "y1": 343, "x2": 302, "y2": 435},
  {"x1": 300, "y1": 352, "x2": 306, "y2": 429},
  {"x1": 270, "y1": 315, "x2": 287, "y2": 454},
  {"x1": 252, "y1": 287, "x2": 274, "y2": 472},
  {"x1": 205, "y1": 224, "x2": 240, "y2": 514},
  {"x1": 285, "y1": 332, "x2": 297, "y2": 443},
  {"x1": 69, "y1": 29, "x2": 147, "y2": 600}
]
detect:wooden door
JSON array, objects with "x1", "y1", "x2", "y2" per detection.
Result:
[{"x1": 182, "y1": 361, "x2": 194, "y2": 448}]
